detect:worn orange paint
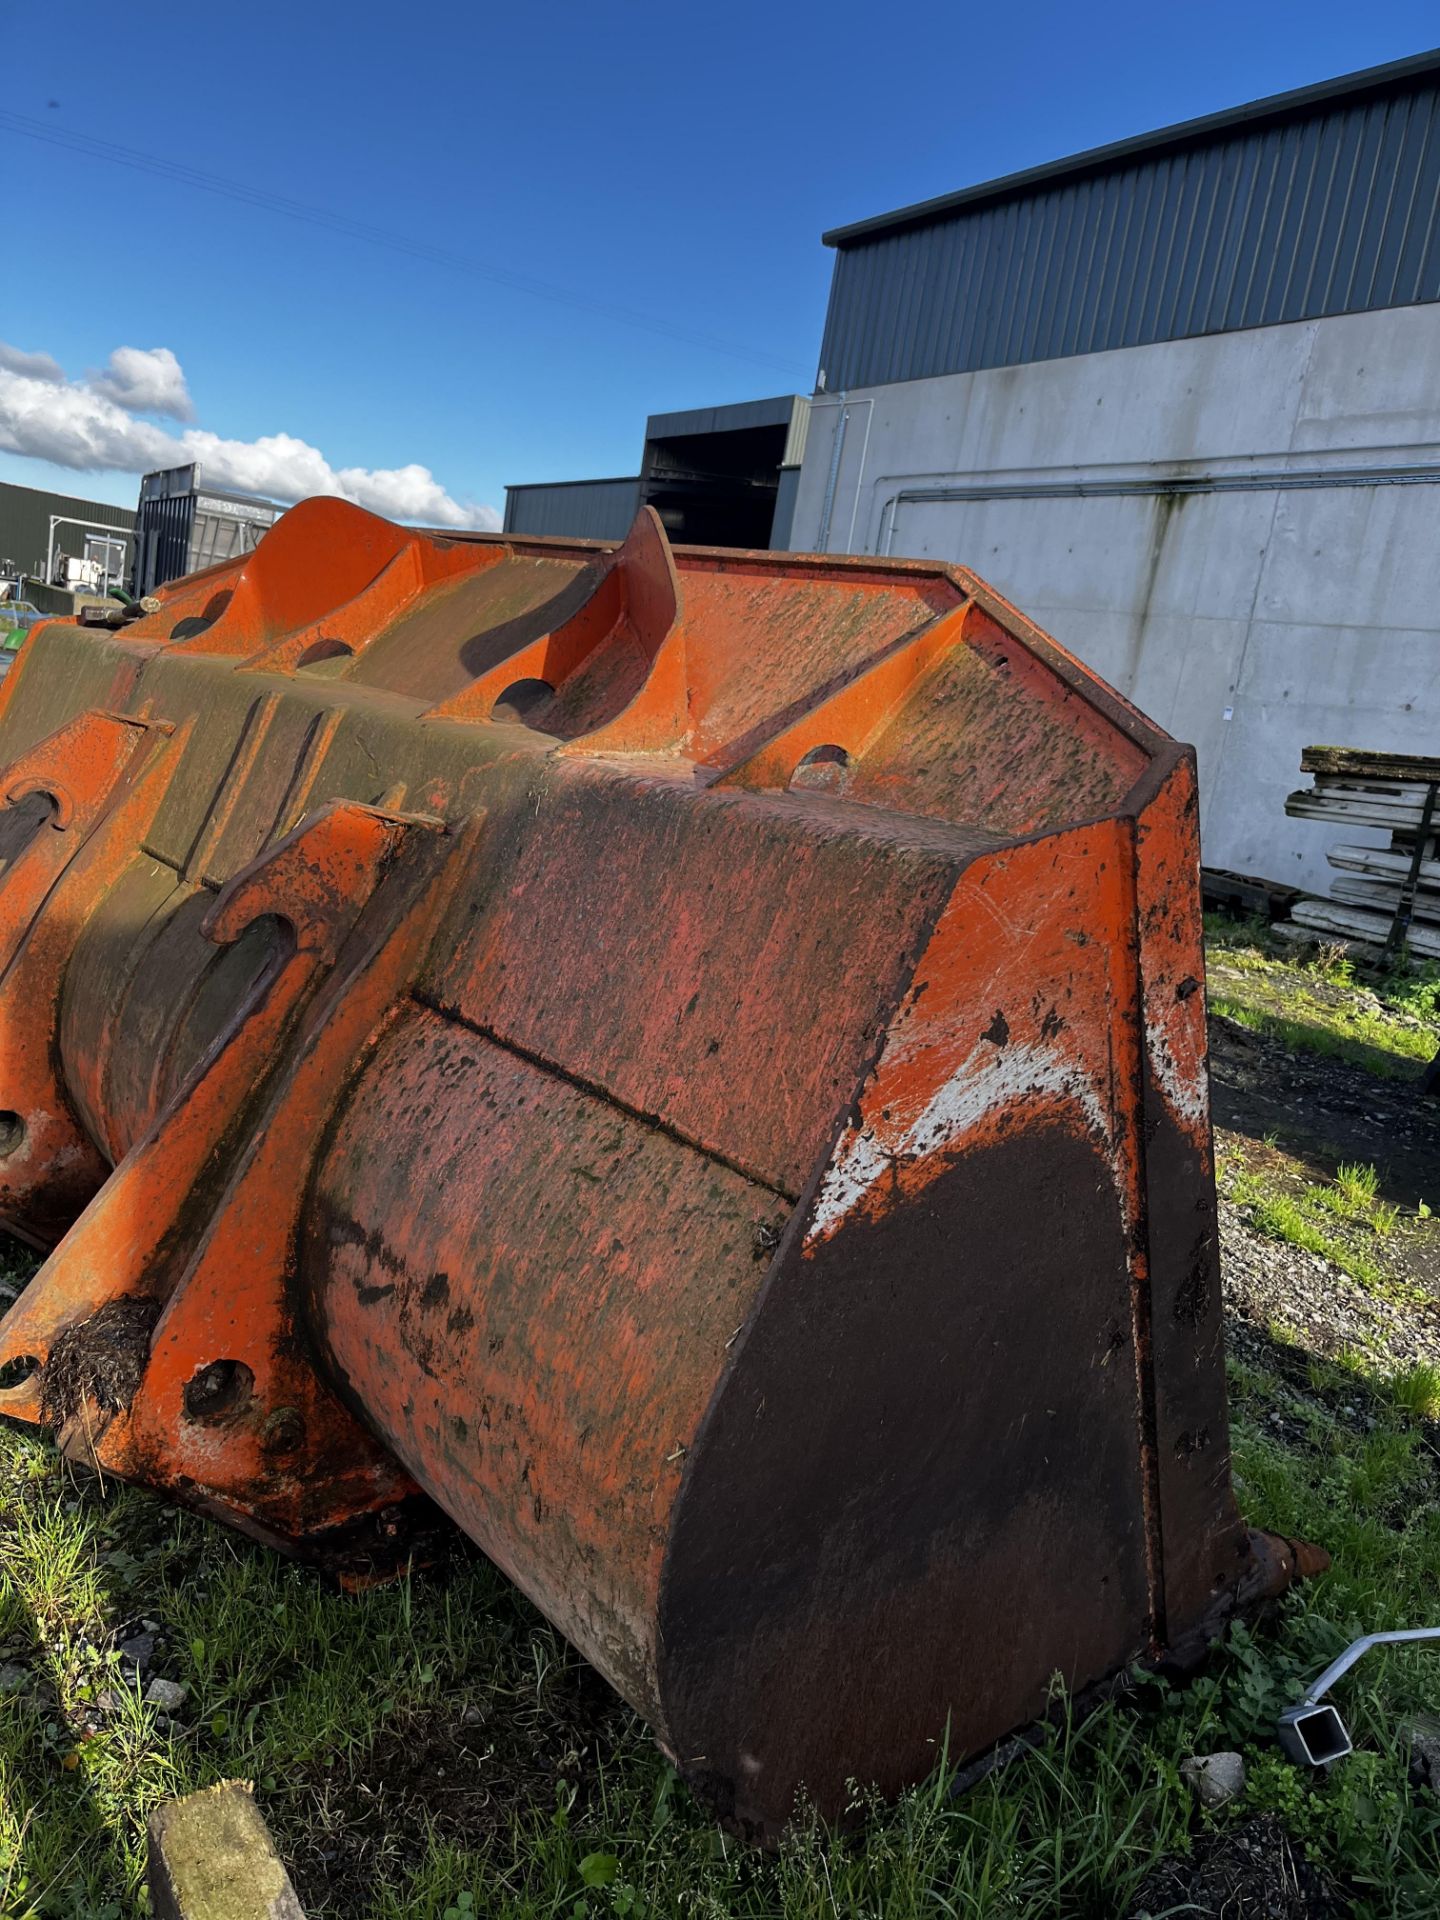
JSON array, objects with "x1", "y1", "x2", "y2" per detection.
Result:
[{"x1": 0, "y1": 499, "x2": 1299, "y2": 1835}]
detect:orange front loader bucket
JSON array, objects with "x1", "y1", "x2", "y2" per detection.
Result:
[{"x1": 0, "y1": 500, "x2": 1295, "y2": 1835}]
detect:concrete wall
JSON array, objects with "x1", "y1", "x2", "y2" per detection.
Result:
[{"x1": 790, "y1": 305, "x2": 1440, "y2": 892}]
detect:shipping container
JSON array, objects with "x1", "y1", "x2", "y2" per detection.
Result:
[{"x1": 132, "y1": 466, "x2": 284, "y2": 595}]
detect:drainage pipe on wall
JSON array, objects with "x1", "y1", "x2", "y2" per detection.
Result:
[{"x1": 876, "y1": 461, "x2": 1440, "y2": 556}]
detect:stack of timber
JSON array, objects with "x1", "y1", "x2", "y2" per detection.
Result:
[{"x1": 1281, "y1": 746, "x2": 1440, "y2": 959}]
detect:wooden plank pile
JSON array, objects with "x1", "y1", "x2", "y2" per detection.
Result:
[{"x1": 1281, "y1": 746, "x2": 1440, "y2": 960}]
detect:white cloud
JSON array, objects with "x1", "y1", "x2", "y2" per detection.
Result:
[
  {"x1": 0, "y1": 339, "x2": 499, "y2": 531},
  {"x1": 90, "y1": 345, "x2": 194, "y2": 420},
  {"x1": 0, "y1": 362, "x2": 175, "y2": 472},
  {"x1": 0, "y1": 343, "x2": 63, "y2": 382}
]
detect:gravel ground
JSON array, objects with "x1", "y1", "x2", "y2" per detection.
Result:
[
  {"x1": 1219, "y1": 1198, "x2": 1440, "y2": 1374},
  {"x1": 1207, "y1": 992, "x2": 1440, "y2": 1377}
]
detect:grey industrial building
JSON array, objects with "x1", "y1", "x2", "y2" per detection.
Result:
[
  {"x1": 503, "y1": 51, "x2": 1440, "y2": 889},
  {"x1": 505, "y1": 394, "x2": 809, "y2": 548},
  {"x1": 0, "y1": 478, "x2": 135, "y2": 605},
  {"x1": 1, "y1": 468, "x2": 286, "y2": 605},
  {"x1": 788, "y1": 48, "x2": 1440, "y2": 891}
]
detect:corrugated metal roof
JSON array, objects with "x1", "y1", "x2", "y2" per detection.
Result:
[
  {"x1": 823, "y1": 48, "x2": 1440, "y2": 243},
  {"x1": 817, "y1": 52, "x2": 1440, "y2": 391}
]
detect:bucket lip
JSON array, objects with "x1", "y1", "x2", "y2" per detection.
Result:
[
  {"x1": 56, "y1": 501, "x2": 1180, "y2": 840},
  {"x1": 240, "y1": 502, "x2": 1185, "y2": 771}
]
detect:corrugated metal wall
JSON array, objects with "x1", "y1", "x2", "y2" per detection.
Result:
[
  {"x1": 503, "y1": 477, "x2": 642, "y2": 540},
  {"x1": 0, "y1": 479, "x2": 135, "y2": 577},
  {"x1": 819, "y1": 76, "x2": 1440, "y2": 390}
]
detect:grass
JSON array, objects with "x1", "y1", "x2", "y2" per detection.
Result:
[
  {"x1": 1321, "y1": 1163, "x2": 1403, "y2": 1239},
  {"x1": 1204, "y1": 917, "x2": 1440, "y2": 1080},
  {"x1": 1208, "y1": 992, "x2": 1436, "y2": 1080},
  {"x1": 1390, "y1": 1364, "x2": 1440, "y2": 1422},
  {"x1": 2, "y1": 922, "x2": 1440, "y2": 1915},
  {"x1": 1372, "y1": 961, "x2": 1440, "y2": 1028},
  {"x1": 1221, "y1": 1158, "x2": 1419, "y2": 1300},
  {"x1": 1204, "y1": 916, "x2": 1440, "y2": 1017},
  {"x1": 3, "y1": 1245, "x2": 1440, "y2": 1917}
]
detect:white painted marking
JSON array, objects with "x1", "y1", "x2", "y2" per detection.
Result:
[
  {"x1": 808, "y1": 1040, "x2": 1114, "y2": 1242},
  {"x1": 1145, "y1": 1014, "x2": 1208, "y2": 1133}
]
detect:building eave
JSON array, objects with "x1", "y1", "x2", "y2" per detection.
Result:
[{"x1": 821, "y1": 46, "x2": 1440, "y2": 247}]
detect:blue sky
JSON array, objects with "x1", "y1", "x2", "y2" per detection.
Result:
[{"x1": 2, "y1": 1, "x2": 1436, "y2": 525}]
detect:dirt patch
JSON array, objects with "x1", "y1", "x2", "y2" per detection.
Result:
[
  {"x1": 1126, "y1": 1814, "x2": 1345, "y2": 1920},
  {"x1": 1210, "y1": 1015, "x2": 1439, "y2": 1209},
  {"x1": 281, "y1": 1642, "x2": 631, "y2": 1912},
  {"x1": 39, "y1": 1297, "x2": 159, "y2": 1429}
]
